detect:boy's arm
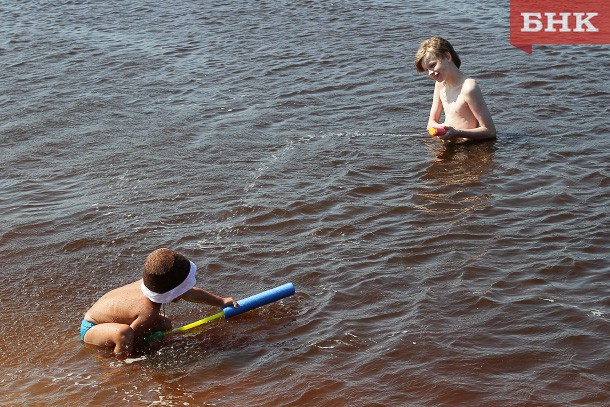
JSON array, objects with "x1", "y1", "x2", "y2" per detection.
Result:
[
  {"x1": 130, "y1": 309, "x2": 169, "y2": 337},
  {"x1": 180, "y1": 287, "x2": 237, "y2": 308},
  {"x1": 445, "y1": 80, "x2": 496, "y2": 141},
  {"x1": 426, "y1": 82, "x2": 443, "y2": 129}
]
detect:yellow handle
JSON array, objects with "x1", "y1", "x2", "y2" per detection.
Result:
[{"x1": 166, "y1": 310, "x2": 225, "y2": 335}]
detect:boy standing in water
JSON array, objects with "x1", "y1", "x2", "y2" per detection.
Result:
[
  {"x1": 81, "y1": 248, "x2": 237, "y2": 356},
  {"x1": 415, "y1": 37, "x2": 496, "y2": 142}
]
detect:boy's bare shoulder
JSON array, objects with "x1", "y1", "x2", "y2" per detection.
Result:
[
  {"x1": 101, "y1": 279, "x2": 142, "y2": 298},
  {"x1": 462, "y1": 78, "x2": 479, "y2": 92}
]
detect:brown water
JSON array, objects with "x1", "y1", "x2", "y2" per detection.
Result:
[{"x1": 1, "y1": 1, "x2": 609, "y2": 406}]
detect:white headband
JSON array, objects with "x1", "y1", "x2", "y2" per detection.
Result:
[{"x1": 141, "y1": 261, "x2": 197, "y2": 303}]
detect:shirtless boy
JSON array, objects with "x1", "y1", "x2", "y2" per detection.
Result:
[
  {"x1": 415, "y1": 37, "x2": 496, "y2": 142},
  {"x1": 81, "y1": 248, "x2": 237, "y2": 355}
]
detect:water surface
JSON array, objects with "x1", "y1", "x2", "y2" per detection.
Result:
[{"x1": 1, "y1": 0, "x2": 609, "y2": 405}]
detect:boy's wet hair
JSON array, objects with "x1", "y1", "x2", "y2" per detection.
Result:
[
  {"x1": 414, "y1": 37, "x2": 461, "y2": 73},
  {"x1": 143, "y1": 248, "x2": 191, "y2": 294}
]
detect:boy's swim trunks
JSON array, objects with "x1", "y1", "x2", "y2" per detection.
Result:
[{"x1": 80, "y1": 319, "x2": 96, "y2": 340}]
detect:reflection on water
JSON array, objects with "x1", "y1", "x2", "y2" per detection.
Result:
[
  {"x1": 425, "y1": 139, "x2": 496, "y2": 183},
  {"x1": 414, "y1": 139, "x2": 496, "y2": 213}
]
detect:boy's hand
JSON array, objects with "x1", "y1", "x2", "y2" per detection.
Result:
[
  {"x1": 222, "y1": 297, "x2": 238, "y2": 308},
  {"x1": 440, "y1": 126, "x2": 458, "y2": 141}
]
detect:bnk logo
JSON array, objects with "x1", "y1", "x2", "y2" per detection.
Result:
[
  {"x1": 510, "y1": 0, "x2": 610, "y2": 54},
  {"x1": 521, "y1": 12, "x2": 599, "y2": 33}
]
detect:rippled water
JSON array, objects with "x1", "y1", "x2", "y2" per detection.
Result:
[{"x1": 1, "y1": 0, "x2": 609, "y2": 405}]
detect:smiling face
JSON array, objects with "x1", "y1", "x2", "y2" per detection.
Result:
[{"x1": 422, "y1": 52, "x2": 451, "y2": 82}]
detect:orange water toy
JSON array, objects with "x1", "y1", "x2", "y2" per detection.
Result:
[{"x1": 428, "y1": 126, "x2": 447, "y2": 137}]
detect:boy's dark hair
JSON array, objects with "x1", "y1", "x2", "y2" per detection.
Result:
[
  {"x1": 143, "y1": 248, "x2": 191, "y2": 294},
  {"x1": 414, "y1": 37, "x2": 461, "y2": 72}
]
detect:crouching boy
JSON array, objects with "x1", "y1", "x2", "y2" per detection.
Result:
[{"x1": 80, "y1": 248, "x2": 236, "y2": 355}]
